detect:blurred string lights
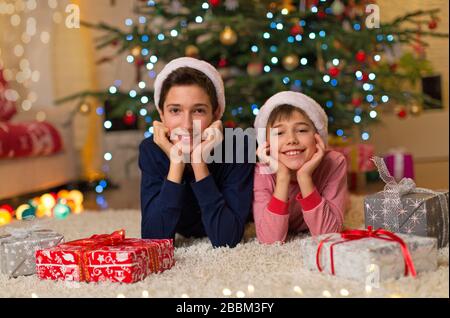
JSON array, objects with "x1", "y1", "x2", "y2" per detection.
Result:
[
  {"x1": 98, "y1": 0, "x2": 397, "y2": 142},
  {"x1": 0, "y1": 0, "x2": 64, "y2": 116},
  {"x1": 90, "y1": 0, "x2": 443, "y2": 146},
  {"x1": 1, "y1": 0, "x2": 110, "y2": 209},
  {"x1": 2, "y1": 0, "x2": 443, "y2": 146},
  {"x1": 54, "y1": 0, "x2": 444, "y2": 159},
  {"x1": 0, "y1": 189, "x2": 85, "y2": 226}
]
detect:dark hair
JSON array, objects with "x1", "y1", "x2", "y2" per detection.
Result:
[
  {"x1": 158, "y1": 67, "x2": 219, "y2": 113},
  {"x1": 267, "y1": 104, "x2": 314, "y2": 129}
]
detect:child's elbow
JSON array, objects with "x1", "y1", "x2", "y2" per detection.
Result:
[
  {"x1": 256, "y1": 230, "x2": 287, "y2": 245},
  {"x1": 210, "y1": 229, "x2": 243, "y2": 248},
  {"x1": 310, "y1": 219, "x2": 343, "y2": 236},
  {"x1": 257, "y1": 237, "x2": 285, "y2": 245},
  {"x1": 211, "y1": 237, "x2": 240, "y2": 248}
]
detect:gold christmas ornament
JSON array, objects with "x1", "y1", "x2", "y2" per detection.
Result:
[
  {"x1": 282, "y1": 54, "x2": 299, "y2": 71},
  {"x1": 247, "y1": 60, "x2": 263, "y2": 76},
  {"x1": 395, "y1": 105, "x2": 408, "y2": 118},
  {"x1": 185, "y1": 44, "x2": 199, "y2": 58},
  {"x1": 279, "y1": 0, "x2": 295, "y2": 12},
  {"x1": 333, "y1": 39, "x2": 343, "y2": 49},
  {"x1": 220, "y1": 26, "x2": 237, "y2": 46},
  {"x1": 131, "y1": 46, "x2": 141, "y2": 57},
  {"x1": 410, "y1": 103, "x2": 423, "y2": 116},
  {"x1": 331, "y1": 0, "x2": 345, "y2": 15},
  {"x1": 78, "y1": 102, "x2": 91, "y2": 115}
]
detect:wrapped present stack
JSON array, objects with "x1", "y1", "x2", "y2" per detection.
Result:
[
  {"x1": 328, "y1": 136, "x2": 376, "y2": 191},
  {"x1": 299, "y1": 227, "x2": 437, "y2": 282},
  {"x1": 35, "y1": 230, "x2": 175, "y2": 283},
  {"x1": 0, "y1": 226, "x2": 64, "y2": 277},
  {"x1": 328, "y1": 136, "x2": 375, "y2": 173},
  {"x1": 364, "y1": 156, "x2": 448, "y2": 248}
]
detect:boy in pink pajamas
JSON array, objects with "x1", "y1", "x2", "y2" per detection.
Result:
[{"x1": 253, "y1": 91, "x2": 348, "y2": 244}]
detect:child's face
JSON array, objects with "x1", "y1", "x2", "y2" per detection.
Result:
[
  {"x1": 268, "y1": 110, "x2": 317, "y2": 171},
  {"x1": 159, "y1": 85, "x2": 217, "y2": 147}
]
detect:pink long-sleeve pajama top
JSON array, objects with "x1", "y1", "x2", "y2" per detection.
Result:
[{"x1": 253, "y1": 150, "x2": 348, "y2": 244}]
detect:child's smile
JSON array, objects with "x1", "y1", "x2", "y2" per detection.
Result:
[
  {"x1": 268, "y1": 110, "x2": 317, "y2": 171},
  {"x1": 281, "y1": 148, "x2": 307, "y2": 157},
  {"x1": 160, "y1": 85, "x2": 217, "y2": 152}
]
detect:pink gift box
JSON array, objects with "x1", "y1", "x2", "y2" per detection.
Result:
[{"x1": 383, "y1": 152, "x2": 415, "y2": 182}]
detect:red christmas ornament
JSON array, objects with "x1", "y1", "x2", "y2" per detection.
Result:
[
  {"x1": 224, "y1": 120, "x2": 237, "y2": 128},
  {"x1": 0, "y1": 204, "x2": 14, "y2": 217},
  {"x1": 209, "y1": 0, "x2": 220, "y2": 7},
  {"x1": 135, "y1": 58, "x2": 145, "y2": 67},
  {"x1": 123, "y1": 112, "x2": 137, "y2": 126},
  {"x1": 317, "y1": 10, "x2": 326, "y2": 19},
  {"x1": 306, "y1": 0, "x2": 319, "y2": 8},
  {"x1": 351, "y1": 97, "x2": 362, "y2": 107},
  {"x1": 290, "y1": 24, "x2": 303, "y2": 36},
  {"x1": 50, "y1": 192, "x2": 58, "y2": 202},
  {"x1": 111, "y1": 40, "x2": 119, "y2": 47},
  {"x1": 329, "y1": 66, "x2": 340, "y2": 77},
  {"x1": 218, "y1": 58, "x2": 228, "y2": 68},
  {"x1": 397, "y1": 108, "x2": 407, "y2": 119},
  {"x1": 389, "y1": 63, "x2": 398, "y2": 72},
  {"x1": 355, "y1": 50, "x2": 366, "y2": 62},
  {"x1": 361, "y1": 72, "x2": 369, "y2": 82},
  {"x1": 428, "y1": 20, "x2": 438, "y2": 30}
]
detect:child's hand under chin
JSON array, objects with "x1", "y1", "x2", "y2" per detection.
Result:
[
  {"x1": 296, "y1": 133, "x2": 326, "y2": 180},
  {"x1": 192, "y1": 120, "x2": 223, "y2": 163},
  {"x1": 257, "y1": 142, "x2": 290, "y2": 177}
]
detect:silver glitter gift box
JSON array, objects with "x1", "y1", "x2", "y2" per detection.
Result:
[
  {"x1": 364, "y1": 157, "x2": 449, "y2": 248},
  {"x1": 299, "y1": 232, "x2": 437, "y2": 282},
  {"x1": 0, "y1": 228, "x2": 64, "y2": 277},
  {"x1": 364, "y1": 191, "x2": 449, "y2": 248}
]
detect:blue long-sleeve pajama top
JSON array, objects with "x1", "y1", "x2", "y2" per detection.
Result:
[{"x1": 139, "y1": 135, "x2": 254, "y2": 248}]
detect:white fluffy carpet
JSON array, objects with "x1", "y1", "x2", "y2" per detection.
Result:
[{"x1": 0, "y1": 196, "x2": 448, "y2": 298}]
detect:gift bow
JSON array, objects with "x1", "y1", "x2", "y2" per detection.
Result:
[
  {"x1": 371, "y1": 156, "x2": 448, "y2": 240},
  {"x1": 61, "y1": 229, "x2": 126, "y2": 248},
  {"x1": 316, "y1": 226, "x2": 417, "y2": 278},
  {"x1": 3, "y1": 223, "x2": 51, "y2": 239}
]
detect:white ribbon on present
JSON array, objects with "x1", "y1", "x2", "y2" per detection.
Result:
[
  {"x1": 372, "y1": 156, "x2": 448, "y2": 246},
  {"x1": 4, "y1": 223, "x2": 44, "y2": 239},
  {"x1": 386, "y1": 147, "x2": 407, "y2": 181}
]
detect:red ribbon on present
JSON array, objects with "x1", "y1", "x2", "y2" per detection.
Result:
[
  {"x1": 58, "y1": 230, "x2": 126, "y2": 282},
  {"x1": 61, "y1": 229, "x2": 126, "y2": 248},
  {"x1": 316, "y1": 226, "x2": 417, "y2": 278}
]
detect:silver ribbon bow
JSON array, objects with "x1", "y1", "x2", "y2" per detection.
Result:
[
  {"x1": 1, "y1": 221, "x2": 57, "y2": 241},
  {"x1": 372, "y1": 156, "x2": 448, "y2": 246},
  {"x1": 4, "y1": 223, "x2": 43, "y2": 239}
]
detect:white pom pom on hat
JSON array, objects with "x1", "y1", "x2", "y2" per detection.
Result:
[
  {"x1": 153, "y1": 57, "x2": 226, "y2": 118},
  {"x1": 254, "y1": 91, "x2": 328, "y2": 146}
]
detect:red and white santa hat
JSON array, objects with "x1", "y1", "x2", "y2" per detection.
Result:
[
  {"x1": 153, "y1": 57, "x2": 226, "y2": 118},
  {"x1": 254, "y1": 91, "x2": 328, "y2": 146}
]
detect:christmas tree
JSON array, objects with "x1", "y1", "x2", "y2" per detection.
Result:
[{"x1": 57, "y1": 0, "x2": 447, "y2": 141}]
